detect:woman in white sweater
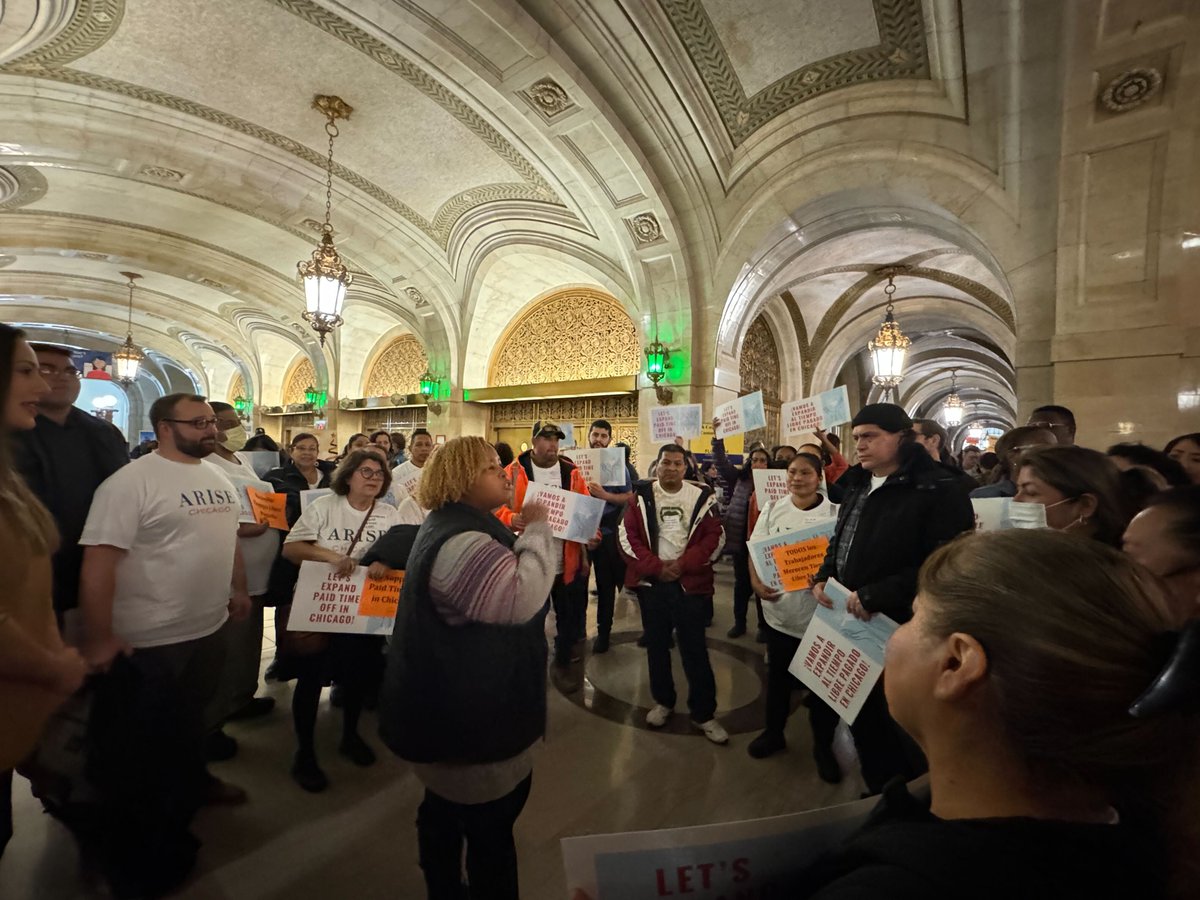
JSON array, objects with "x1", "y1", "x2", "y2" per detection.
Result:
[{"x1": 746, "y1": 452, "x2": 842, "y2": 781}]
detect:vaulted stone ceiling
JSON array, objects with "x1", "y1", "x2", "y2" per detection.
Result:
[{"x1": 0, "y1": 0, "x2": 1055, "y2": 421}]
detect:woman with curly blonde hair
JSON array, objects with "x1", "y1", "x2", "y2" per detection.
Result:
[{"x1": 382, "y1": 436, "x2": 555, "y2": 899}]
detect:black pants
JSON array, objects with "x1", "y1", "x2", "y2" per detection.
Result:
[
  {"x1": 762, "y1": 623, "x2": 838, "y2": 747},
  {"x1": 589, "y1": 529, "x2": 626, "y2": 638},
  {"x1": 551, "y1": 575, "x2": 587, "y2": 663},
  {"x1": 731, "y1": 551, "x2": 763, "y2": 629},
  {"x1": 848, "y1": 683, "x2": 927, "y2": 795},
  {"x1": 639, "y1": 582, "x2": 717, "y2": 722},
  {"x1": 292, "y1": 634, "x2": 382, "y2": 756},
  {"x1": 88, "y1": 628, "x2": 225, "y2": 895},
  {"x1": 417, "y1": 773, "x2": 532, "y2": 900},
  {"x1": 0, "y1": 768, "x2": 11, "y2": 860}
]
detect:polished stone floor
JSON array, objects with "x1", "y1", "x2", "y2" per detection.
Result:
[{"x1": 1, "y1": 561, "x2": 866, "y2": 899}]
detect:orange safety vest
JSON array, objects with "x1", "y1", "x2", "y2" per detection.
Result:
[{"x1": 496, "y1": 452, "x2": 591, "y2": 584}]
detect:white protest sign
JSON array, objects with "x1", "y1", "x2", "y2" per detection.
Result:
[
  {"x1": 288, "y1": 561, "x2": 404, "y2": 636},
  {"x1": 390, "y1": 462, "x2": 424, "y2": 501},
  {"x1": 561, "y1": 795, "x2": 874, "y2": 899},
  {"x1": 781, "y1": 386, "x2": 852, "y2": 436},
  {"x1": 300, "y1": 487, "x2": 334, "y2": 512},
  {"x1": 523, "y1": 483, "x2": 605, "y2": 543},
  {"x1": 752, "y1": 468, "x2": 789, "y2": 508},
  {"x1": 747, "y1": 519, "x2": 837, "y2": 595},
  {"x1": 560, "y1": 423, "x2": 577, "y2": 449},
  {"x1": 649, "y1": 404, "x2": 703, "y2": 443},
  {"x1": 789, "y1": 578, "x2": 897, "y2": 725},
  {"x1": 237, "y1": 450, "x2": 279, "y2": 478},
  {"x1": 972, "y1": 498, "x2": 1047, "y2": 532},
  {"x1": 713, "y1": 391, "x2": 767, "y2": 438},
  {"x1": 567, "y1": 447, "x2": 626, "y2": 486}
]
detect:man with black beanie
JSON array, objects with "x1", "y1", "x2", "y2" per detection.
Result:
[{"x1": 812, "y1": 402, "x2": 974, "y2": 794}]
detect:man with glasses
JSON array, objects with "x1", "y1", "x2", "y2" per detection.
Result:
[
  {"x1": 78, "y1": 393, "x2": 251, "y2": 895},
  {"x1": 13, "y1": 345, "x2": 129, "y2": 631},
  {"x1": 1027, "y1": 404, "x2": 1077, "y2": 446}
]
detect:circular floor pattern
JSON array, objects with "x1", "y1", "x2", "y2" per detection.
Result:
[{"x1": 551, "y1": 631, "x2": 776, "y2": 736}]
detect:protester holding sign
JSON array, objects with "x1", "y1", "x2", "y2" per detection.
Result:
[
  {"x1": 797, "y1": 530, "x2": 1200, "y2": 899},
  {"x1": 619, "y1": 444, "x2": 728, "y2": 744},
  {"x1": 496, "y1": 421, "x2": 597, "y2": 671},
  {"x1": 744, "y1": 454, "x2": 840, "y2": 774},
  {"x1": 811, "y1": 403, "x2": 974, "y2": 795},
  {"x1": 711, "y1": 422, "x2": 772, "y2": 639},
  {"x1": 380, "y1": 437, "x2": 557, "y2": 900},
  {"x1": 280, "y1": 450, "x2": 402, "y2": 792}
]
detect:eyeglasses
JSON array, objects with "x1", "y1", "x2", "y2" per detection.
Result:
[
  {"x1": 38, "y1": 365, "x2": 81, "y2": 379},
  {"x1": 163, "y1": 417, "x2": 219, "y2": 429},
  {"x1": 354, "y1": 467, "x2": 384, "y2": 479}
]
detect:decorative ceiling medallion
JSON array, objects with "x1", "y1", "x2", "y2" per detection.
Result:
[
  {"x1": 625, "y1": 212, "x2": 665, "y2": 246},
  {"x1": 404, "y1": 286, "x2": 429, "y2": 308},
  {"x1": 521, "y1": 77, "x2": 576, "y2": 121},
  {"x1": 1099, "y1": 67, "x2": 1163, "y2": 113},
  {"x1": 0, "y1": 165, "x2": 49, "y2": 210},
  {"x1": 137, "y1": 164, "x2": 186, "y2": 182},
  {"x1": 301, "y1": 217, "x2": 333, "y2": 234},
  {"x1": 657, "y1": 0, "x2": 930, "y2": 146}
]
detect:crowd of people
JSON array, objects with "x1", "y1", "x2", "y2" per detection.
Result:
[{"x1": 1, "y1": 323, "x2": 1198, "y2": 898}]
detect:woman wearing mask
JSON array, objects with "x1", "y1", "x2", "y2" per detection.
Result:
[
  {"x1": 0, "y1": 325, "x2": 88, "y2": 857},
  {"x1": 1123, "y1": 487, "x2": 1200, "y2": 625},
  {"x1": 745, "y1": 454, "x2": 840, "y2": 778},
  {"x1": 1014, "y1": 446, "x2": 1132, "y2": 545},
  {"x1": 711, "y1": 419, "x2": 772, "y2": 640},
  {"x1": 280, "y1": 450, "x2": 402, "y2": 791}
]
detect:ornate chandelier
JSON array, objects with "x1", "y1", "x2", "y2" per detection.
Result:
[
  {"x1": 298, "y1": 95, "x2": 353, "y2": 345},
  {"x1": 868, "y1": 271, "x2": 910, "y2": 397},
  {"x1": 942, "y1": 369, "x2": 964, "y2": 427},
  {"x1": 113, "y1": 271, "x2": 145, "y2": 385}
]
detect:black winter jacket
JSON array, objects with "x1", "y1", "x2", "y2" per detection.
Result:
[{"x1": 814, "y1": 444, "x2": 974, "y2": 622}]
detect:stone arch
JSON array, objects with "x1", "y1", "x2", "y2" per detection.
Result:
[
  {"x1": 488, "y1": 288, "x2": 640, "y2": 387},
  {"x1": 282, "y1": 355, "x2": 317, "y2": 406},
  {"x1": 363, "y1": 334, "x2": 429, "y2": 397}
]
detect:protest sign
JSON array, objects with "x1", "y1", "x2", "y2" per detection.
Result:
[
  {"x1": 238, "y1": 450, "x2": 280, "y2": 478},
  {"x1": 649, "y1": 404, "x2": 703, "y2": 443},
  {"x1": 789, "y1": 578, "x2": 897, "y2": 725},
  {"x1": 522, "y1": 483, "x2": 604, "y2": 544},
  {"x1": 234, "y1": 477, "x2": 274, "y2": 525},
  {"x1": 748, "y1": 519, "x2": 836, "y2": 593},
  {"x1": 561, "y1": 795, "x2": 874, "y2": 899},
  {"x1": 560, "y1": 423, "x2": 577, "y2": 449},
  {"x1": 752, "y1": 468, "x2": 789, "y2": 508},
  {"x1": 245, "y1": 486, "x2": 289, "y2": 530},
  {"x1": 300, "y1": 487, "x2": 334, "y2": 512},
  {"x1": 713, "y1": 391, "x2": 767, "y2": 438},
  {"x1": 288, "y1": 561, "x2": 402, "y2": 635},
  {"x1": 391, "y1": 464, "x2": 424, "y2": 501},
  {"x1": 972, "y1": 497, "x2": 1047, "y2": 532},
  {"x1": 781, "y1": 386, "x2": 851, "y2": 436},
  {"x1": 566, "y1": 447, "x2": 626, "y2": 486}
]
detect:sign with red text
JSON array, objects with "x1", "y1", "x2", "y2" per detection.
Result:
[
  {"x1": 788, "y1": 578, "x2": 897, "y2": 725},
  {"x1": 751, "y1": 468, "x2": 789, "y2": 508},
  {"x1": 522, "y1": 483, "x2": 605, "y2": 544},
  {"x1": 245, "y1": 486, "x2": 289, "y2": 530},
  {"x1": 561, "y1": 795, "x2": 874, "y2": 899},
  {"x1": 565, "y1": 447, "x2": 627, "y2": 486},
  {"x1": 781, "y1": 386, "x2": 851, "y2": 436},
  {"x1": 649, "y1": 403, "x2": 703, "y2": 443},
  {"x1": 713, "y1": 391, "x2": 766, "y2": 438},
  {"x1": 748, "y1": 520, "x2": 836, "y2": 593},
  {"x1": 289, "y1": 561, "x2": 402, "y2": 635}
]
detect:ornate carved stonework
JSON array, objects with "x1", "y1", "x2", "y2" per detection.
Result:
[
  {"x1": 490, "y1": 291, "x2": 640, "y2": 387},
  {"x1": 228, "y1": 374, "x2": 246, "y2": 403},
  {"x1": 625, "y1": 212, "x2": 664, "y2": 246},
  {"x1": 282, "y1": 356, "x2": 317, "y2": 406},
  {"x1": 0, "y1": 166, "x2": 49, "y2": 210},
  {"x1": 137, "y1": 164, "x2": 186, "y2": 182},
  {"x1": 364, "y1": 335, "x2": 428, "y2": 397},
  {"x1": 404, "y1": 286, "x2": 429, "y2": 308},
  {"x1": 739, "y1": 315, "x2": 782, "y2": 446},
  {"x1": 522, "y1": 77, "x2": 575, "y2": 120},
  {"x1": 658, "y1": 0, "x2": 930, "y2": 146},
  {"x1": 1100, "y1": 67, "x2": 1163, "y2": 113},
  {"x1": 491, "y1": 396, "x2": 640, "y2": 465}
]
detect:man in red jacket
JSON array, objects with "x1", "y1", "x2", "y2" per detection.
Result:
[{"x1": 619, "y1": 444, "x2": 728, "y2": 743}]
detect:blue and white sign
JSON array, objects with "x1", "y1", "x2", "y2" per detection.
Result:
[
  {"x1": 713, "y1": 390, "x2": 767, "y2": 438},
  {"x1": 782, "y1": 386, "x2": 851, "y2": 435}
]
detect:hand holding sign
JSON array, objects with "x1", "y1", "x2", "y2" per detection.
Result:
[
  {"x1": 713, "y1": 391, "x2": 767, "y2": 438},
  {"x1": 782, "y1": 386, "x2": 851, "y2": 436},
  {"x1": 245, "y1": 486, "x2": 289, "y2": 530}
]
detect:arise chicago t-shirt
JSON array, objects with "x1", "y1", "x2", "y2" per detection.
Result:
[
  {"x1": 80, "y1": 452, "x2": 241, "y2": 648},
  {"x1": 284, "y1": 492, "x2": 402, "y2": 560}
]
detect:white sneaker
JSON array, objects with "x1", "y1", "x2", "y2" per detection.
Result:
[
  {"x1": 645, "y1": 704, "x2": 673, "y2": 728},
  {"x1": 694, "y1": 718, "x2": 729, "y2": 744}
]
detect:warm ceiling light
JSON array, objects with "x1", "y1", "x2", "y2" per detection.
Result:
[
  {"x1": 298, "y1": 95, "x2": 353, "y2": 345},
  {"x1": 113, "y1": 271, "x2": 145, "y2": 385},
  {"x1": 869, "y1": 271, "x2": 910, "y2": 398},
  {"x1": 942, "y1": 369, "x2": 964, "y2": 427}
]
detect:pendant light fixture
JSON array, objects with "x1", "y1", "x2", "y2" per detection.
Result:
[
  {"x1": 869, "y1": 269, "x2": 911, "y2": 400},
  {"x1": 297, "y1": 95, "x2": 353, "y2": 345},
  {"x1": 942, "y1": 368, "x2": 964, "y2": 426},
  {"x1": 112, "y1": 271, "x2": 145, "y2": 385}
]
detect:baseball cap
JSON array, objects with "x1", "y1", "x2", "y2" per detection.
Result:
[{"x1": 532, "y1": 420, "x2": 566, "y2": 440}]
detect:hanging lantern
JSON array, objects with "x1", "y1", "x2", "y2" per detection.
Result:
[
  {"x1": 233, "y1": 394, "x2": 251, "y2": 419},
  {"x1": 419, "y1": 370, "x2": 437, "y2": 398},
  {"x1": 868, "y1": 273, "x2": 910, "y2": 394},
  {"x1": 113, "y1": 271, "x2": 145, "y2": 385},
  {"x1": 645, "y1": 339, "x2": 668, "y2": 381},
  {"x1": 304, "y1": 385, "x2": 327, "y2": 409},
  {"x1": 298, "y1": 95, "x2": 354, "y2": 345},
  {"x1": 942, "y1": 369, "x2": 964, "y2": 426}
]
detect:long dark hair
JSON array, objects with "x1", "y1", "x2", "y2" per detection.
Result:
[
  {"x1": 738, "y1": 446, "x2": 771, "y2": 481},
  {"x1": 0, "y1": 324, "x2": 57, "y2": 552}
]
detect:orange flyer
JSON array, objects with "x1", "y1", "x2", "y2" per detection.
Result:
[
  {"x1": 359, "y1": 571, "x2": 404, "y2": 618},
  {"x1": 245, "y1": 486, "x2": 289, "y2": 530},
  {"x1": 770, "y1": 537, "x2": 830, "y2": 591}
]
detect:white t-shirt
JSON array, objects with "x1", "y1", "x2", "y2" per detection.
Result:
[
  {"x1": 749, "y1": 494, "x2": 838, "y2": 639},
  {"x1": 206, "y1": 454, "x2": 281, "y2": 597},
  {"x1": 869, "y1": 473, "x2": 888, "y2": 494},
  {"x1": 529, "y1": 461, "x2": 565, "y2": 573},
  {"x1": 396, "y1": 496, "x2": 427, "y2": 526},
  {"x1": 284, "y1": 493, "x2": 403, "y2": 560},
  {"x1": 654, "y1": 481, "x2": 701, "y2": 562},
  {"x1": 80, "y1": 452, "x2": 241, "y2": 648},
  {"x1": 390, "y1": 459, "x2": 425, "y2": 501}
]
